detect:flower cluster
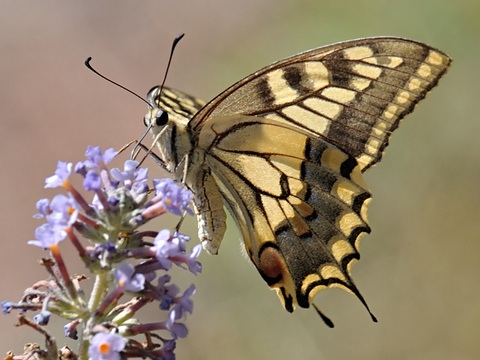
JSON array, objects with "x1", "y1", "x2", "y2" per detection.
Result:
[{"x1": 1, "y1": 146, "x2": 201, "y2": 360}]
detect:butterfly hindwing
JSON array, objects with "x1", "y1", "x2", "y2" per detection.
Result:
[
  {"x1": 196, "y1": 116, "x2": 373, "y2": 314},
  {"x1": 145, "y1": 37, "x2": 451, "y2": 321}
]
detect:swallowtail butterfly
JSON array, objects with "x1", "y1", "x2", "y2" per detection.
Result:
[{"x1": 143, "y1": 37, "x2": 451, "y2": 325}]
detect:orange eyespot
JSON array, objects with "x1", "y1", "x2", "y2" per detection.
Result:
[{"x1": 258, "y1": 246, "x2": 286, "y2": 286}]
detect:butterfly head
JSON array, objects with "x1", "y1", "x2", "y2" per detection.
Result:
[{"x1": 143, "y1": 85, "x2": 199, "y2": 175}]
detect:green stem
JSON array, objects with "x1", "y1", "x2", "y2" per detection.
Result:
[
  {"x1": 78, "y1": 272, "x2": 109, "y2": 359},
  {"x1": 88, "y1": 272, "x2": 108, "y2": 312}
]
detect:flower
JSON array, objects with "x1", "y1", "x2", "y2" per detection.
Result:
[
  {"x1": 45, "y1": 161, "x2": 73, "y2": 188},
  {"x1": 33, "y1": 310, "x2": 51, "y2": 326},
  {"x1": 34, "y1": 198, "x2": 51, "y2": 218},
  {"x1": 83, "y1": 146, "x2": 117, "y2": 169},
  {"x1": 159, "y1": 340, "x2": 176, "y2": 360},
  {"x1": 165, "y1": 309, "x2": 188, "y2": 339},
  {"x1": 84, "y1": 170, "x2": 102, "y2": 191},
  {"x1": 151, "y1": 230, "x2": 202, "y2": 276},
  {"x1": 29, "y1": 223, "x2": 67, "y2": 248},
  {"x1": 186, "y1": 244, "x2": 202, "y2": 275},
  {"x1": 173, "y1": 284, "x2": 196, "y2": 318},
  {"x1": 88, "y1": 332, "x2": 126, "y2": 360},
  {"x1": 114, "y1": 262, "x2": 145, "y2": 293},
  {"x1": 154, "y1": 230, "x2": 182, "y2": 270},
  {"x1": 3, "y1": 145, "x2": 201, "y2": 359},
  {"x1": 64, "y1": 321, "x2": 79, "y2": 340},
  {"x1": 1, "y1": 301, "x2": 13, "y2": 314},
  {"x1": 156, "y1": 275, "x2": 179, "y2": 311},
  {"x1": 110, "y1": 160, "x2": 149, "y2": 201},
  {"x1": 28, "y1": 194, "x2": 78, "y2": 248},
  {"x1": 153, "y1": 178, "x2": 193, "y2": 216},
  {"x1": 110, "y1": 160, "x2": 148, "y2": 186},
  {"x1": 47, "y1": 194, "x2": 79, "y2": 227}
]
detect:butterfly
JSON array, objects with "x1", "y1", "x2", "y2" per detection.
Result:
[{"x1": 143, "y1": 37, "x2": 451, "y2": 326}]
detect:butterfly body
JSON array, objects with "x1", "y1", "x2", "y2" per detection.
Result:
[{"x1": 144, "y1": 37, "x2": 451, "y2": 321}]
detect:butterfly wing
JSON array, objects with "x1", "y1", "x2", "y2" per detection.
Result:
[
  {"x1": 147, "y1": 37, "x2": 451, "y2": 320},
  {"x1": 196, "y1": 115, "x2": 374, "y2": 316},
  {"x1": 190, "y1": 37, "x2": 451, "y2": 171}
]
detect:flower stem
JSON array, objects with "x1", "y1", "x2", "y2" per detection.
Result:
[
  {"x1": 88, "y1": 272, "x2": 108, "y2": 312},
  {"x1": 50, "y1": 244, "x2": 78, "y2": 302}
]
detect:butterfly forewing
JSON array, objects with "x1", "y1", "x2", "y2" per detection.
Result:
[
  {"x1": 190, "y1": 37, "x2": 451, "y2": 171},
  {"x1": 146, "y1": 37, "x2": 451, "y2": 322}
]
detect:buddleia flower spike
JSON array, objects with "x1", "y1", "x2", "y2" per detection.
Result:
[{"x1": 2, "y1": 145, "x2": 201, "y2": 359}]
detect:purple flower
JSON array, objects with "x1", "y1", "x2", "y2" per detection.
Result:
[
  {"x1": 88, "y1": 332, "x2": 126, "y2": 360},
  {"x1": 160, "y1": 340, "x2": 176, "y2": 360},
  {"x1": 156, "y1": 275, "x2": 179, "y2": 311},
  {"x1": 166, "y1": 310, "x2": 188, "y2": 338},
  {"x1": 173, "y1": 285, "x2": 195, "y2": 318},
  {"x1": 110, "y1": 161, "x2": 149, "y2": 199},
  {"x1": 83, "y1": 170, "x2": 102, "y2": 191},
  {"x1": 156, "y1": 274, "x2": 173, "y2": 290},
  {"x1": 154, "y1": 230, "x2": 181, "y2": 270},
  {"x1": 114, "y1": 262, "x2": 145, "y2": 292},
  {"x1": 153, "y1": 230, "x2": 202, "y2": 275},
  {"x1": 74, "y1": 160, "x2": 88, "y2": 176},
  {"x1": 186, "y1": 244, "x2": 202, "y2": 275},
  {"x1": 84, "y1": 146, "x2": 117, "y2": 169},
  {"x1": 47, "y1": 194, "x2": 78, "y2": 227},
  {"x1": 131, "y1": 181, "x2": 149, "y2": 197},
  {"x1": 28, "y1": 194, "x2": 78, "y2": 248},
  {"x1": 110, "y1": 160, "x2": 148, "y2": 185},
  {"x1": 45, "y1": 161, "x2": 73, "y2": 188},
  {"x1": 29, "y1": 223, "x2": 67, "y2": 248},
  {"x1": 91, "y1": 242, "x2": 116, "y2": 259},
  {"x1": 153, "y1": 178, "x2": 193, "y2": 216},
  {"x1": 33, "y1": 198, "x2": 50, "y2": 218},
  {"x1": 33, "y1": 310, "x2": 51, "y2": 326},
  {"x1": 1, "y1": 301, "x2": 13, "y2": 314},
  {"x1": 64, "y1": 321, "x2": 79, "y2": 340}
]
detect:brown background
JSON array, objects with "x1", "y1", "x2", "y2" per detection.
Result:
[{"x1": 1, "y1": 1, "x2": 478, "y2": 359}]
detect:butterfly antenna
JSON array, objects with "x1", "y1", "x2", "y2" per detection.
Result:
[
  {"x1": 132, "y1": 33, "x2": 185, "y2": 162},
  {"x1": 157, "y1": 33, "x2": 185, "y2": 96},
  {"x1": 85, "y1": 57, "x2": 154, "y2": 162},
  {"x1": 84, "y1": 57, "x2": 149, "y2": 107},
  {"x1": 85, "y1": 33, "x2": 185, "y2": 164}
]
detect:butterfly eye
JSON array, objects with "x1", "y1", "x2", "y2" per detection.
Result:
[{"x1": 155, "y1": 110, "x2": 169, "y2": 126}]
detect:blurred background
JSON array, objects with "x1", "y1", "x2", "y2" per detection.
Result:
[{"x1": 0, "y1": 1, "x2": 478, "y2": 359}]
